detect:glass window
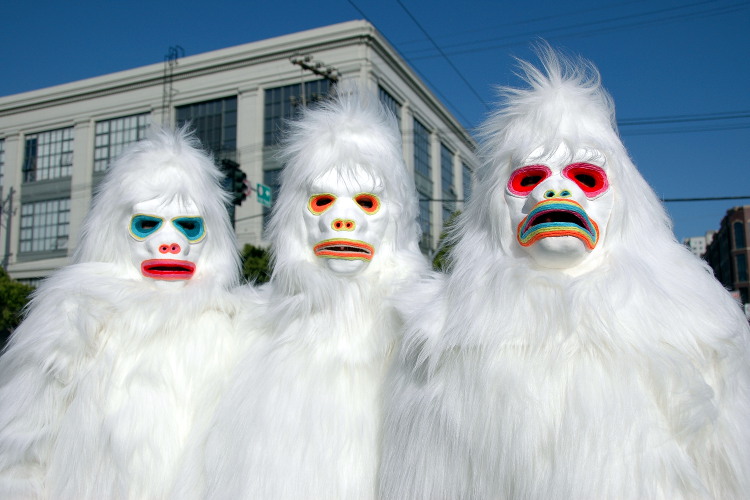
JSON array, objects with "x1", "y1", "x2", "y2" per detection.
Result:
[
  {"x1": 19, "y1": 198, "x2": 71, "y2": 254},
  {"x1": 23, "y1": 128, "x2": 74, "y2": 182},
  {"x1": 462, "y1": 163, "x2": 472, "y2": 202},
  {"x1": 94, "y1": 113, "x2": 150, "y2": 172},
  {"x1": 733, "y1": 221, "x2": 746, "y2": 249},
  {"x1": 413, "y1": 118, "x2": 432, "y2": 251},
  {"x1": 176, "y1": 97, "x2": 237, "y2": 159},
  {"x1": 440, "y1": 143, "x2": 455, "y2": 224},
  {"x1": 737, "y1": 254, "x2": 748, "y2": 282},
  {"x1": 0, "y1": 139, "x2": 5, "y2": 190},
  {"x1": 378, "y1": 86, "x2": 402, "y2": 131},
  {"x1": 264, "y1": 80, "x2": 330, "y2": 147}
]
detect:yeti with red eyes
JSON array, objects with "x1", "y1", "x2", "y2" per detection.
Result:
[
  {"x1": 505, "y1": 146, "x2": 613, "y2": 270},
  {"x1": 304, "y1": 167, "x2": 389, "y2": 276}
]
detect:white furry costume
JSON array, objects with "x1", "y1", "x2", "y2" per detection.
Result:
[
  {"x1": 174, "y1": 89, "x2": 426, "y2": 499},
  {"x1": 0, "y1": 127, "x2": 242, "y2": 499},
  {"x1": 379, "y1": 48, "x2": 750, "y2": 500}
]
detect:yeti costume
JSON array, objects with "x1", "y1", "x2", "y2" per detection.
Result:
[
  {"x1": 174, "y1": 88, "x2": 426, "y2": 499},
  {"x1": 379, "y1": 48, "x2": 750, "y2": 499},
  {"x1": 0, "y1": 127, "x2": 242, "y2": 499}
]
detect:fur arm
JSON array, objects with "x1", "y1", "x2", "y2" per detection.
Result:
[{"x1": 0, "y1": 264, "x2": 114, "y2": 498}]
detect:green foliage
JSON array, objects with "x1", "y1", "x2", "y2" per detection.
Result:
[
  {"x1": 0, "y1": 267, "x2": 34, "y2": 346},
  {"x1": 241, "y1": 244, "x2": 272, "y2": 283},
  {"x1": 432, "y1": 211, "x2": 461, "y2": 272}
]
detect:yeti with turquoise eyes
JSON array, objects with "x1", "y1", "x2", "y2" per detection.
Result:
[
  {"x1": 172, "y1": 89, "x2": 426, "y2": 500},
  {"x1": 0, "y1": 127, "x2": 242, "y2": 499},
  {"x1": 379, "y1": 48, "x2": 750, "y2": 500}
]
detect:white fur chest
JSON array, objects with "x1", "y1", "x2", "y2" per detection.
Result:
[{"x1": 47, "y1": 307, "x2": 235, "y2": 500}]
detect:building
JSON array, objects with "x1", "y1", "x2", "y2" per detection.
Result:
[
  {"x1": 683, "y1": 231, "x2": 715, "y2": 258},
  {"x1": 704, "y1": 205, "x2": 750, "y2": 306},
  {"x1": 0, "y1": 20, "x2": 478, "y2": 283}
]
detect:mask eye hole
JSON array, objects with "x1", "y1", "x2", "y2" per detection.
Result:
[
  {"x1": 130, "y1": 215, "x2": 163, "y2": 240},
  {"x1": 308, "y1": 194, "x2": 336, "y2": 215},
  {"x1": 354, "y1": 193, "x2": 380, "y2": 214},
  {"x1": 507, "y1": 165, "x2": 552, "y2": 196},
  {"x1": 172, "y1": 217, "x2": 206, "y2": 243},
  {"x1": 562, "y1": 163, "x2": 609, "y2": 198}
]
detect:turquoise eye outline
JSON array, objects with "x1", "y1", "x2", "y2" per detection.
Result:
[
  {"x1": 129, "y1": 214, "x2": 163, "y2": 240},
  {"x1": 172, "y1": 216, "x2": 206, "y2": 243}
]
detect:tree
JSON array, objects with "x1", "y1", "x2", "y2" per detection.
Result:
[
  {"x1": 432, "y1": 211, "x2": 462, "y2": 272},
  {"x1": 241, "y1": 244, "x2": 271, "y2": 284},
  {"x1": 0, "y1": 268, "x2": 34, "y2": 347}
]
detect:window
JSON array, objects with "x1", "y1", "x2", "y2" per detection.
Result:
[
  {"x1": 413, "y1": 118, "x2": 432, "y2": 251},
  {"x1": 23, "y1": 128, "x2": 74, "y2": 182},
  {"x1": 737, "y1": 254, "x2": 748, "y2": 283},
  {"x1": 440, "y1": 143, "x2": 455, "y2": 224},
  {"x1": 462, "y1": 163, "x2": 472, "y2": 202},
  {"x1": 94, "y1": 113, "x2": 149, "y2": 172},
  {"x1": 176, "y1": 97, "x2": 237, "y2": 159},
  {"x1": 733, "y1": 221, "x2": 746, "y2": 249},
  {"x1": 264, "y1": 80, "x2": 330, "y2": 147},
  {"x1": 378, "y1": 86, "x2": 402, "y2": 131},
  {"x1": 19, "y1": 198, "x2": 71, "y2": 254},
  {"x1": 0, "y1": 139, "x2": 5, "y2": 190}
]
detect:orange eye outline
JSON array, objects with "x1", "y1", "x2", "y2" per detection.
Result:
[
  {"x1": 354, "y1": 193, "x2": 381, "y2": 214},
  {"x1": 308, "y1": 193, "x2": 337, "y2": 215}
]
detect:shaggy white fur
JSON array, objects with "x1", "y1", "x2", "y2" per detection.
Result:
[
  {"x1": 0, "y1": 127, "x2": 243, "y2": 499},
  {"x1": 172, "y1": 87, "x2": 427, "y2": 499},
  {"x1": 378, "y1": 47, "x2": 750, "y2": 499}
]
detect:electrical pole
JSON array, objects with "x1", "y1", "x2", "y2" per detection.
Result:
[
  {"x1": 2, "y1": 187, "x2": 14, "y2": 270},
  {"x1": 162, "y1": 46, "x2": 184, "y2": 126},
  {"x1": 289, "y1": 55, "x2": 340, "y2": 106}
]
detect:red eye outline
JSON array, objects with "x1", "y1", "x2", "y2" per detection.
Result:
[
  {"x1": 507, "y1": 165, "x2": 552, "y2": 197},
  {"x1": 562, "y1": 163, "x2": 609, "y2": 198},
  {"x1": 308, "y1": 193, "x2": 337, "y2": 215},
  {"x1": 354, "y1": 193, "x2": 381, "y2": 214}
]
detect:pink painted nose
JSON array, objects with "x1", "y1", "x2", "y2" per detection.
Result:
[{"x1": 159, "y1": 243, "x2": 181, "y2": 254}]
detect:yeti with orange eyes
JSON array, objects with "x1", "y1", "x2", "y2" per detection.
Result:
[
  {"x1": 0, "y1": 127, "x2": 242, "y2": 499},
  {"x1": 171, "y1": 89, "x2": 426, "y2": 500},
  {"x1": 378, "y1": 48, "x2": 750, "y2": 500}
]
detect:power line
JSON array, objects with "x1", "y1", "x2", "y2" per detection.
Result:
[{"x1": 394, "y1": 0, "x2": 490, "y2": 111}]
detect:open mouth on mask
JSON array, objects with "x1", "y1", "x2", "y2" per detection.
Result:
[
  {"x1": 141, "y1": 259, "x2": 196, "y2": 280},
  {"x1": 517, "y1": 198, "x2": 600, "y2": 250},
  {"x1": 313, "y1": 238, "x2": 375, "y2": 261}
]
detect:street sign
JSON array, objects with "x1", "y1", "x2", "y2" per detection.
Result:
[{"x1": 257, "y1": 183, "x2": 273, "y2": 207}]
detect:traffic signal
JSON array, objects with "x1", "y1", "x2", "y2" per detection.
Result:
[{"x1": 221, "y1": 159, "x2": 248, "y2": 206}]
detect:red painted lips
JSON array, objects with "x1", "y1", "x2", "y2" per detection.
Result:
[{"x1": 141, "y1": 259, "x2": 196, "y2": 280}]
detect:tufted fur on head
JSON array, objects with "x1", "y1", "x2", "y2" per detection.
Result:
[
  {"x1": 262, "y1": 83, "x2": 425, "y2": 337},
  {"x1": 74, "y1": 125, "x2": 240, "y2": 288},
  {"x1": 379, "y1": 45, "x2": 750, "y2": 500}
]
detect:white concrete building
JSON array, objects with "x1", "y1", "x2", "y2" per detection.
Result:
[{"x1": 0, "y1": 20, "x2": 477, "y2": 283}]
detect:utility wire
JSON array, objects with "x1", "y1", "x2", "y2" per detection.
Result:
[{"x1": 394, "y1": 0, "x2": 490, "y2": 111}]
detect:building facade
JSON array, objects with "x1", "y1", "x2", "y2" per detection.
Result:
[
  {"x1": 0, "y1": 21, "x2": 478, "y2": 283},
  {"x1": 704, "y1": 205, "x2": 750, "y2": 306}
]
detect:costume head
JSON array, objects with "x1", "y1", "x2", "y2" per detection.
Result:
[
  {"x1": 74, "y1": 126, "x2": 240, "y2": 288},
  {"x1": 460, "y1": 45, "x2": 672, "y2": 274},
  {"x1": 267, "y1": 85, "x2": 421, "y2": 282}
]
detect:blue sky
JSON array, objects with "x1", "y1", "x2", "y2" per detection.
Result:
[{"x1": 2, "y1": 0, "x2": 748, "y2": 241}]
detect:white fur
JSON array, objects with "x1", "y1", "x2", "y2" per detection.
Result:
[
  {"x1": 0, "y1": 127, "x2": 243, "y2": 499},
  {"x1": 378, "y1": 46, "x2": 750, "y2": 499},
  {"x1": 173, "y1": 87, "x2": 427, "y2": 499}
]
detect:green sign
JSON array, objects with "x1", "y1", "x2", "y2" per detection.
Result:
[{"x1": 257, "y1": 183, "x2": 272, "y2": 207}]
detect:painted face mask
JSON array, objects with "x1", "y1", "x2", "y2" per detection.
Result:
[
  {"x1": 505, "y1": 145, "x2": 614, "y2": 270},
  {"x1": 127, "y1": 197, "x2": 206, "y2": 284},
  {"x1": 303, "y1": 167, "x2": 390, "y2": 276}
]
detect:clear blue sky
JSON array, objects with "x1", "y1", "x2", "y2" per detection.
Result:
[{"x1": 2, "y1": 0, "x2": 748, "y2": 241}]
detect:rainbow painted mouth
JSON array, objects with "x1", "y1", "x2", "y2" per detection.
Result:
[
  {"x1": 517, "y1": 198, "x2": 599, "y2": 250},
  {"x1": 141, "y1": 259, "x2": 196, "y2": 280},
  {"x1": 313, "y1": 239, "x2": 375, "y2": 261}
]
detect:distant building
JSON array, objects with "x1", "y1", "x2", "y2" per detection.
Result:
[
  {"x1": 704, "y1": 205, "x2": 750, "y2": 306},
  {"x1": 0, "y1": 20, "x2": 478, "y2": 283}
]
